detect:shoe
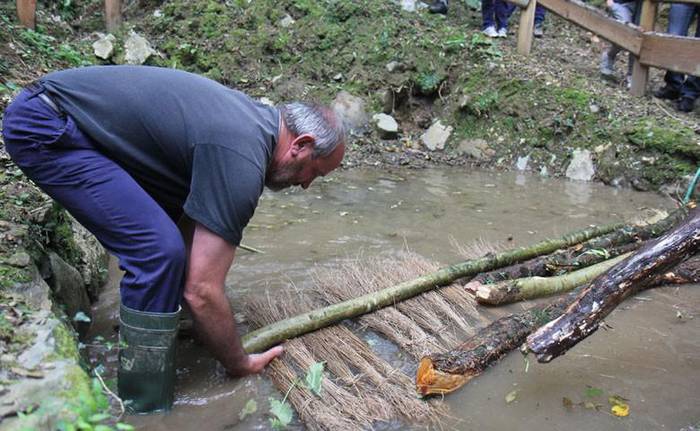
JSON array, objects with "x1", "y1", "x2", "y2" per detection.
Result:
[
  {"x1": 497, "y1": 27, "x2": 508, "y2": 38},
  {"x1": 428, "y1": 0, "x2": 448, "y2": 14},
  {"x1": 118, "y1": 304, "x2": 181, "y2": 413},
  {"x1": 483, "y1": 26, "x2": 498, "y2": 38},
  {"x1": 533, "y1": 23, "x2": 544, "y2": 38},
  {"x1": 678, "y1": 97, "x2": 696, "y2": 112},
  {"x1": 653, "y1": 85, "x2": 681, "y2": 100}
]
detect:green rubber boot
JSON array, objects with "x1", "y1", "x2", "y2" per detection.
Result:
[{"x1": 118, "y1": 304, "x2": 180, "y2": 414}]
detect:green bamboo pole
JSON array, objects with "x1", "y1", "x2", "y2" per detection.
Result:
[
  {"x1": 242, "y1": 223, "x2": 621, "y2": 352},
  {"x1": 475, "y1": 252, "x2": 631, "y2": 305}
]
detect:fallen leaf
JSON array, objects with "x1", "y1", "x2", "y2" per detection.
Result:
[
  {"x1": 11, "y1": 367, "x2": 44, "y2": 378},
  {"x1": 505, "y1": 389, "x2": 519, "y2": 404},
  {"x1": 611, "y1": 404, "x2": 630, "y2": 417},
  {"x1": 585, "y1": 386, "x2": 604, "y2": 398},
  {"x1": 562, "y1": 397, "x2": 574, "y2": 409},
  {"x1": 239, "y1": 399, "x2": 257, "y2": 420}
]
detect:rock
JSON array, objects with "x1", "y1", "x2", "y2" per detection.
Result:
[
  {"x1": 332, "y1": 91, "x2": 369, "y2": 134},
  {"x1": 279, "y1": 14, "x2": 295, "y2": 28},
  {"x1": 92, "y1": 33, "x2": 115, "y2": 60},
  {"x1": 10, "y1": 264, "x2": 51, "y2": 311},
  {"x1": 124, "y1": 31, "x2": 155, "y2": 65},
  {"x1": 42, "y1": 252, "x2": 91, "y2": 332},
  {"x1": 565, "y1": 149, "x2": 595, "y2": 181},
  {"x1": 385, "y1": 61, "x2": 404, "y2": 73},
  {"x1": 516, "y1": 155, "x2": 530, "y2": 171},
  {"x1": 68, "y1": 215, "x2": 108, "y2": 300},
  {"x1": 258, "y1": 97, "x2": 275, "y2": 106},
  {"x1": 380, "y1": 89, "x2": 394, "y2": 114},
  {"x1": 332, "y1": 73, "x2": 343, "y2": 81},
  {"x1": 7, "y1": 251, "x2": 31, "y2": 268},
  {"x1": 372, "y1": 113, "x2": 399, "y2": 139},
  {"x1": 421, "y1": 120, "x2": 453, "y2": 151},
  {"x1": 398, "y1": 0, "x2": 418, "y2": 12},
  {"x1": 457, "y1": 139, "x2": 495, "y2": 161}
]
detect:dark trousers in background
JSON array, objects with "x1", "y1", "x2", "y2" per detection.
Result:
[
  {"x1": 664, "y1": 3, "x2": 700, "y2": 100},
  {"x1": 2, "y1": 85, "x2": 186, "y2": 313}
]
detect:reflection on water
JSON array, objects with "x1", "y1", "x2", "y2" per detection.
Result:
[{"x1": 89, "y1": 167, "x2": 700, "y2": 431}]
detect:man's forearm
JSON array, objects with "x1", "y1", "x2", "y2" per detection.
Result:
[{"x1": 184, "y1": 282, "x2": 249, "y2": 376}]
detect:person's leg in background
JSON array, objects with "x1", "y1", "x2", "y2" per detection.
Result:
[
  {"x1": 2, "y1": 85, "x2": 185, "y2": 413},
  {"x1": 482, "y1": 0, "x2": 499, "y2": 37},
  {"x1": 495, "y1": 0, "x2": 516, "y2": 37},
  {"x1": 654, "y1": 3, "x2": 696, "y2": 100},
  {"x1": 677, "y1": 7, "x2": 700, "y2": 112},
  {"x1": 534, "y1": 5, "x2": 546, "y2": 37}
]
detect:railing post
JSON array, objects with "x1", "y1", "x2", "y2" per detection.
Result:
[
  {"x1": 517, "y1": 0, "x2": 537, "y2": 55},
  {"x1": 16, "y1": 0, "x2": 37, "y2": 30},
  {"x1": 629, "y1": 0, "x2": 657, "y2": 96},
  {"x1": 105, "y1": 0, "x2": 121, "y2": 32}
]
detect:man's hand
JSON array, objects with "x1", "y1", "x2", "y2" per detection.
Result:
[
  {"x1": 227, "y1": 345, "x2": 285, "y2": 377},
  {"x1": 181, "y1": 220, "x2": 283, "y2": 376}
]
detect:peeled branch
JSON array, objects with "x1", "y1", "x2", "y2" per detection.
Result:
[
  {"x1": 474, "y1": 252, "x2": 630, "y2": 305},
  {"x1": 527, "y1": 207, "x2": 700, "y2": 363},
  {"x1": 242, "y1": 223, "x2": 620, "y2": 352}
]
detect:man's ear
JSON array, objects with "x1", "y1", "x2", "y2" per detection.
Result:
[{"x1": 290, "y1": 133, "x2": 316, "y2": 157}]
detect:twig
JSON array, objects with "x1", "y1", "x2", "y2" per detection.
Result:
[
  {"x1": 94, "y1": 369, "x2": 125, "y2": 420},
  {"x1": 652, "y1": 98, "x2": 699, "y2": 129},
  {"x1": 239, "y1": 243, "x2": 265, "y2": 254}
]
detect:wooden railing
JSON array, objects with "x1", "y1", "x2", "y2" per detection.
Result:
[
  {"x1": 16, "y1": 0, "x2": 122, "y2": 32},
  {"x1": 516, "y1": 0, "x2": 700, "y2": 96}
]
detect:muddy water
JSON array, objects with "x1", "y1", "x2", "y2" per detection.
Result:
[{"x1": 88, "y1": 168, "x2": 700, "y2": 431}]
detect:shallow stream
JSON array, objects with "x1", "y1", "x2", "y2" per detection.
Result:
[{"x1": 88, "y1": 167, "x2": 700, "y2": 431}]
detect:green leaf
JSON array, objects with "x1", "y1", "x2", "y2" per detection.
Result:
[
  {"x1": 268, "y1": 398, "x2": 293, "y2": 429},
  {"x1": 76, "y1": 419, "x2": 92, "y2": 431},
  {"x1": 585, "y1": 386, "x2": 604, "y2": 398},
  {"x1": 115, "y1": 424, "x2": 135, "y2": 431},
  {"x1": 505, "y1": 389, "x2": 519, "y2": 404},
  {"x1": 239, "y1": 399, "x2": 257, "y2": 420},
  {"x1": 88, "y1": 413, "x2": 110, "y2": 423},
  {"x1": 93, "y1": 425, "x2": 113, "y2": 431},
  {"x1": 305, "y1": 362, "x2": 324, "y2": 396}
]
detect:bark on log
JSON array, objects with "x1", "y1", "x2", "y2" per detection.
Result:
[
  {"x1": 242, "y1": 223, "x2": 620, "y2": 352},
  {"x1": 474, "y1": 253, "x2": 630, "y2": 305},
  {"x1": 527, "y1": 208, "x2": 700, "y2": 363},
  {"x1": 467, "y1": 209, "x2": 684, "y2": 286},
  {"x1": 416, "y1": 255, "x2": 700, "y2": 396}
]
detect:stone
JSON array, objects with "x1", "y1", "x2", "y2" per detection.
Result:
[
  {"x1": 385, "y1": 61, "x2": 404, "y2": 73},
  {"x1": 380, "y1": 89, "x2": 394, "y2": 114},
  {"x1": 68, "y1": 215, "x2": 108, "y2": 300},
  {"x1": 42, "y1": 252, "x2": 91, "y2": 332},
  {"x1": 7, "y1": 251, "x2": 31, "y2": 268},
  {"x1": 332, "y1": 91, "x2": 369, "y2": 134},
  {"x1": 92, "y1": 33, "x2": 115, "y2": 60},
  {"x1": 124, "y1": 31, "x2": 155, "y2": 65},
  {"x1": 398, "y1": 0, "x2": 418, "y2": 12},
  {"x1": 457, "y1": 139, "x2": 495, "y2": 161},
  {"x1": 279, "y1": 14, "x2": 295, "y2": 28},
  {"x1": 258, "y1": 97, "x2": 275, "y2": 106},
  {"x1": 565, "y1": 149, "x2": 595, "y2": 181},
  {"x1": 372, "y1": 113, "x2": 399, "y2": 139},
  {"x1": 421, "y1": 120, "x2": 453, "y2": 151},
  {"x1": 516, "y1": 155, "x2": 530, "y2": 171},
  {"x1": 10, "y1": 264, "x2": 51, "y2": 311}
]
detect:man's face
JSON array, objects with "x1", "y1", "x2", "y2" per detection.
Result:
[{"x1": 266, "y1": 142, "x2": 345, "y2": 191}]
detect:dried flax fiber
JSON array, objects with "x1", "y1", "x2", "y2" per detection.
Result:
[{"x1": 245, "y1": 248, "x2": 502, "y2": 431}]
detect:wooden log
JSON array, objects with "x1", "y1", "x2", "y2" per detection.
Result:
[
  {"x1": 474, "y1": 252, "x2": 630, "y2": 305},
  {"x1": 517, "y1": 0, "x2": 538, "y2": 55},
  {"x1": 527, "y1": 207, "x2": 700, "y2": 363},
  {"x1": 16, "y1": 0, "x2": 36, "y2": 29},
  {"x1": 242, "y1": 223, "x2": 620, "y2": 352},
  {"x1": 416, "y1": 255, "x2": 700, "y2": 396},
  {"x1": 467, "y1": 208, "x2": 683, "y2": 286},
  {"x1": 105, "y1": 0, "x2": 121, "y2": 32}
]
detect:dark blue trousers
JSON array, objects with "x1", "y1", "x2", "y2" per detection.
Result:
[
  {"x1": 2, "y1": 85, "x2": 185, "y2": 313},
  {"x1": 482, "y1": 0, "x2": 516, "y2": 30},
  {"x1": 664, "y1": 3, "x2": 700, "y2": 100}
]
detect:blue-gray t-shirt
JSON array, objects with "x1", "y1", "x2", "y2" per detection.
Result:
[{"x1": 41, "y1": 66, "x2": 279, "y2": 246}]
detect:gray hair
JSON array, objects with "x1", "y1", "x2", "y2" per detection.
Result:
[{"x1": 279, "y1": 102, "x2": 346, "y2": 158}]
